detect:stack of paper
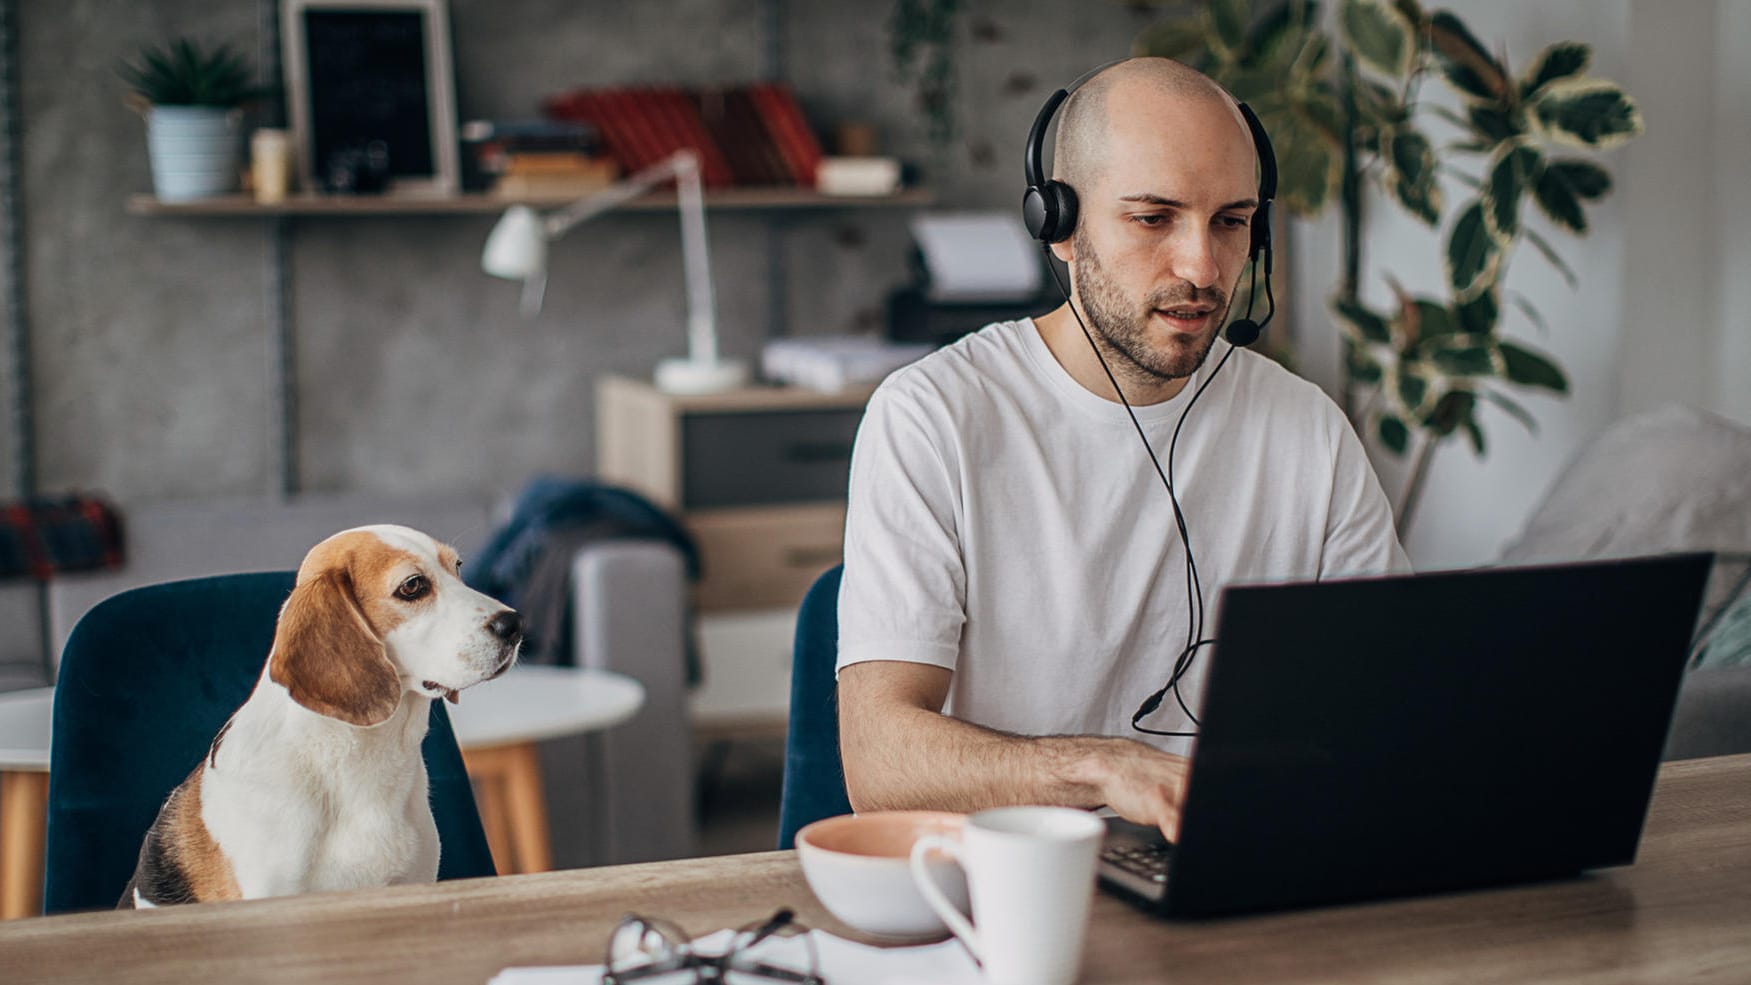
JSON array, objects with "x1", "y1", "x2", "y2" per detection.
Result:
[{"x1": 762, "y1": 335, "x2": 933, "y2": 392}]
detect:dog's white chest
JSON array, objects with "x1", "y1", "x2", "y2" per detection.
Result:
[{"x1": 205, "y1": 696, "x2": 442, "y2": 899}]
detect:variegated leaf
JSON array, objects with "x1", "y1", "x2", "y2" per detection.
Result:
[
  {"x1": 1251, "y1": 0, "x2": 1317, "y2": 68},
  {"x1": 1483, "y1": 141, "x2": 1541, "y2": 240},
  {"x1": 1532, "y1": 79, "x2": 1644, "y2": 149},
  {"x1": 1347, "y1": 342, "x2": 1385, "y2": 384},
  {"x1": 1427, "y1": 336, "x2": 1498, "y2": 376},
  {"x1": 1428, "y1": 10, "x2": 1508, "y2": 103},
  {"x1": 1467, "y1": 104, "x2": 1522, "y2": 144},
  {"x1": 1377, "y1": 413, "x2": 1411, "y2": 455},
  {"x1": 1521, "y1": 41, "x2": 1590, "y2": 100},
  {"x1": 1426, "y1": 389, "x2": 1477, "y2": 438},
  {"x1": 1395, "y1": 362, "x2": 1434, "y2": 418},
  {"x1": 1455, "y1": 288, "x2": 1501, "y2": 335},
  {"x1": 1499, "y1": 340, "x2": 1568, "y2": 392},
  {"x1": 1332, "y1": 296, "x2": 1393, "y2": 343},
  {"x1": 1532, "y1": 158, "x2": 1612, "y2": 234},
  {"x1": 1389, "y1": 128, "x2": 1442, "y2": 225},
  {"x1": 1207, "y1": 0, "x2": 1252, "y2": 62},
  {"x1": 1342, "y1": 0, "x2": 1416, "y2": 79},
  {"x1": 1447, "y1": 199, "x2": 1504, "y2": 299}
]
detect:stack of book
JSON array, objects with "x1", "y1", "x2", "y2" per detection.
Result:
[
  {"x1": 460, "y1": 119, "x2": 620, "y2": 198},
  {"x1": 541, "y1": 83, "x2": 826, "y2": 189}
]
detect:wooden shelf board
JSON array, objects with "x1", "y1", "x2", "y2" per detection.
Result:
[{"x1": 126, "y1": 187, "x2": 934, "y2": 217}]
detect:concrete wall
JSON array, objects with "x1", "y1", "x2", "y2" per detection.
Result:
[
  {"x1": 0, "y1": 0, "x2": 1153, "y2": 667},
  {"x1": 15, "y1": 0, "x2": 1154, "y2": 507}
]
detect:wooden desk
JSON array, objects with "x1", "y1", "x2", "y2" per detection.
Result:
[{"x1": 4, "y1": 755, "x2": 1748, "y2": 985}]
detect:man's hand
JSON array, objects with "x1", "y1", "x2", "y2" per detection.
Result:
[
  {"x1": 1079, "y1": 739, "x2": 1191, "y2": 841},
  {"x1": 840, "y1": 661, "x2": 1191, "y2": 839}
]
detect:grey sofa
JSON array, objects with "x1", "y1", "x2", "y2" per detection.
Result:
[
  {"x1": 1495, "y1": 405, "x2": 1751, "y2": 761},
  {"x1": 43, "y1": 493, "x2": 696, "y2": 866}
]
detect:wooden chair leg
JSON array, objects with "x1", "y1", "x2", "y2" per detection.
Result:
[
  {"x1": 499, "y1": 744, "x2": 553, "y2": 874},
  {"x1": 461, "y1": 747, "x2": 517, "y2": 876},
  {"x1": 1, "y1": 771, "x2": 48, "y2": 920}
]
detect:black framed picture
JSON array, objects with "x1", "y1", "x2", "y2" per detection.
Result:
[{"x1": 282, "y1": 0, "x2": 460, "y2": 195}]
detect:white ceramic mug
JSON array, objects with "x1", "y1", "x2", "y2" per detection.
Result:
[{"x1": 909, "y1": 806, "x2": 1105, "y2": 985}]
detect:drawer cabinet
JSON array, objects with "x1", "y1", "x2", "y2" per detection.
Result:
[{"x1": 596, "y1": 375, "x2": 875, "y2": 611}]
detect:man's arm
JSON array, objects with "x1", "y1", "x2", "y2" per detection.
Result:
[{"x1": 837, "y1": 659, "x2": 1191, "y2": 837}]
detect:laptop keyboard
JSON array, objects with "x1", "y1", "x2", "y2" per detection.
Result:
[{"x1": 1098, "y1": 828, "x2": 1175, "y2": 904}]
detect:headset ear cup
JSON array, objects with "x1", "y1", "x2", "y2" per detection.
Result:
[
  {"x1": 1022, "y1": 185, "x2": 1055, "y2": 242},
  {"x1": 1024, "y1": 181, "x2": 1079, "y2": 244},
  {"x1": 1047, "y1": 181, "x2": 1078, "y2": 244},
  {"x1": 1250, "y1": 199, "x2": 1272, "y2": 260}
]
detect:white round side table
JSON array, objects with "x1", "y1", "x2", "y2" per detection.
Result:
[
  {"x1": 445, "y1": 665, "x2": 645, "y2": 876},
  {"x1": 0, "y1": 686, "x2": 52, "y2": 920}
]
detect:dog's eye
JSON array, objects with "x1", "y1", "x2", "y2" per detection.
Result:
[{"x1": 395, "y1": 575, "x2": 429, "y2": 601}]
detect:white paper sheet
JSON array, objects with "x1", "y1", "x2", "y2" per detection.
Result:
[
  {"x1": 487, "y1": 927, "x2": 983, "y2": 985},
  {"x1": 909, "y1": 212, "x2": 1042, "y2": 303}
]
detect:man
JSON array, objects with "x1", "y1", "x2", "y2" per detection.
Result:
[{"x1": 835, "y1": 58, "x2": 1409, "y2": 838}]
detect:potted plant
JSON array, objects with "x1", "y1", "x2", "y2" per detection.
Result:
[
  {"x1": 1136, "y1": 0, "x2": 1642, "y2": 533},
  {"x1": 120, "y1": 37, "x2": 271, "y2": 201}
]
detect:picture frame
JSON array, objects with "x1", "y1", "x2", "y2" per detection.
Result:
[{"x1": 281, "y1": 0, "x2": 460, "y2": 196}]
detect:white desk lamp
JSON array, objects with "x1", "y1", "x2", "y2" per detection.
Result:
[{"x1": 481, "y1": 148, "x2": 750, "y2": 395}]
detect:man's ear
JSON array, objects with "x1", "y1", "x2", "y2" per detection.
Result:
[
  {"x1": 269, "y1": 569, "x2": 401, "y2": 727},
  {"x1": 1050, "y1": 236, "x2": 1076, "y2": 265}
]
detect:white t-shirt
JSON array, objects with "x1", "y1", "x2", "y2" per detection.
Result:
[{"x1": 837, "y1": 318, "x2": 1410, "y2": 755}]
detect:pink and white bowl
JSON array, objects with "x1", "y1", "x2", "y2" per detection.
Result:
[{"x1": 795, "y1": 811, "x2": 972, "y2": 941}]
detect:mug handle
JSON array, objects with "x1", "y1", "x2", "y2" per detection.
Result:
[{"x1": 909, "y1": 834, "x2": 982, "y2": 963}]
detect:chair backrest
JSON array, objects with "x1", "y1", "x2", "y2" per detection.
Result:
[
  {"x1": 44, "y1": 571, "x2": 494, "y2": 914},
  {"x1": 778, "y1": 565, "x2": 852, "y2": 848}
]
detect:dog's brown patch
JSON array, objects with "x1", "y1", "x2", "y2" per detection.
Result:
[
  {"x1": 171, "y1": 771, "x2": 242, "y2": 902},
  {"x1": 269, "y1": 531, "x2": 418, "y2": 727},
  {"x1": 119, "y1": 769, "x2": 241, "y2": 907}
]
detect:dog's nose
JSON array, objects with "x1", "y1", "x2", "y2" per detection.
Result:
[{"x1": 487, "y1": 609, "x2": 523, "y2": 643}]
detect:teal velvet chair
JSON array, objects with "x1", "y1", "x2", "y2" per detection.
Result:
[
  {"x1": 778, "y1": 565, "x2": 853, "y2": 848},
  {"x1": 44, "y1": 572, "x2": 495, "y2": 914}
]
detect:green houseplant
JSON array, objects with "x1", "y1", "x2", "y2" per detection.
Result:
[
  {"x1": 1136, "y1": 0, "x2": 1642, "y2": 531},
  {"x1": 120, "y1": 37, "x2": 271, "y2": 201}
]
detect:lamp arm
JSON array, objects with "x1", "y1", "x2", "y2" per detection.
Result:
[{"x1": 543, "y1": 149, "x2": 718, "y2": 365}]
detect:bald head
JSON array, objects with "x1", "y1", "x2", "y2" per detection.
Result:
[{"x1": 1054, "y1": 58, "x2": 1252, "y2": 192}]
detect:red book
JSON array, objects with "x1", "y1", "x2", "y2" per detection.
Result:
[
  {"x1": 612, "y1": 88, "x2": 663, "y2": 173},
  {"x1": 750, "y1": 83, "x2": 823, "y2": 186},
  {"x1": 663, "y1": 87, "x2": 736, "y2": 187}
]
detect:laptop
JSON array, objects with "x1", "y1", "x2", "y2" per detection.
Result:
[{"x1": 1098, "y1": 552, "x2": 1713, "y2": 918}]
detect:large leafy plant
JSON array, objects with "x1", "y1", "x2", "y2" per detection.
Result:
[{"x1": 1137, "y1": 0, "x2": 1641, "y2": 528}]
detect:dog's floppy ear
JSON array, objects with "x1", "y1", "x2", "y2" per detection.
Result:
[{"x1": 269, "y1": 568, "x2": 401, "y2": 727}]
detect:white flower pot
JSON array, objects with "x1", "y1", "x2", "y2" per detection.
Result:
[{"x1": 146, "y1": 106, "x2": 242, "y2": 201}]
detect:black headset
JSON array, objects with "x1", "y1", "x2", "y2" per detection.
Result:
[
  {"x1": 1021, "y1": 66, "x2": 1280, "y2": 346},
  {"x1": 1021, "y1": 65, "x2": 1281, "y2": 736}
]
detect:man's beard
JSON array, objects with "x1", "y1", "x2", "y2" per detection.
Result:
[{"x1": 1071, "y1": 227, "x2": 1231, "y2": 387}]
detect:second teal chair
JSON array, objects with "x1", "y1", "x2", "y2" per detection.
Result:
[
  {"x1": 44, "y1": 572, "x2": 495, "y2": 913},
  {"x1": 778, "y1": 565, "x2": 853, "y2": 848}
]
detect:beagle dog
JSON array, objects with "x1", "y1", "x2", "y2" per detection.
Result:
[{"x1": 120, "y1": 524, "x2": 522, "y2": 908}]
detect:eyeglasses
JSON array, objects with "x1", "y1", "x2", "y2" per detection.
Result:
[{"x1": 601, "y1": 908, "x2": 824, "y2": 985}]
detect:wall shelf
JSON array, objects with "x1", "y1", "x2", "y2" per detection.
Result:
[{"x1": 125, "y1": 187, "x2": 934, "y2": 217}]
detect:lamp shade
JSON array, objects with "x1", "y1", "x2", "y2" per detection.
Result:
[{"x1": 481, "y1": 205, "x2": 548, "y2": 281}]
